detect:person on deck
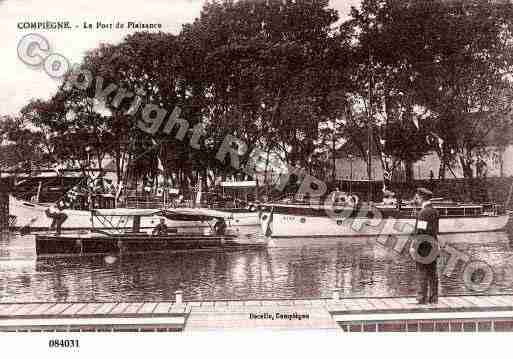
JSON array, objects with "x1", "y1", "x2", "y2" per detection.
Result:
[
  {"x1": 382, "y1": 189, "x2": 397, "y2": 206},
  {"x1": 214, "y1": 217, "x2": 227, "y2": 235},
  {"x1": 410, "y1": 187, "x2": 440, "y2": 305},
  {"x1": 152, "y1": 218, "x2": 168, "y2": 236},
  {"x1": 45, "y1": 202, "x2": 67, "y2": 235}
]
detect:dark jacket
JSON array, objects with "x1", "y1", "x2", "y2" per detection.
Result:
[
  {"x1": 415, "y1": 203, "x2": 439, "y2": 238},
  {"x1": 414, "y1": 203, "x2": 439, "y2": 258}
]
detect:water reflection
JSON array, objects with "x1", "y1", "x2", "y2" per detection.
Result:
[{"x1": 0, "y1": 231, "x2": 512, "y2": 302}]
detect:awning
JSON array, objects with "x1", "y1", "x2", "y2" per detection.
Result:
[
  {"x1": 220, "y1": 181, "x2": 256, "y2": 188},
  {"x1": 92, "y1": 208, "x2": 163, "y2": 217},
  {"x1": 162, "y1": 208, "x2": 230, "y2": 221}
]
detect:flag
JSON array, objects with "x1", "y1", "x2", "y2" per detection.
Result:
[
  {"x1": 157, "y1": 157, "x2": 164, "y2": 173},
  {"x1": 412, "y1": 117, "x2": 419, "y2": 130},
  {"x1": 116, "y1": 180, "x2": 124, "y2": 202},
  {"x1": 195, "y1": 179, "x2": 203, "y2": 206}
]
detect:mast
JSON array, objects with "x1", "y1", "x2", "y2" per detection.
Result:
[{"x1": 367, "y1": 49, "x2": 373, "y2": 203}]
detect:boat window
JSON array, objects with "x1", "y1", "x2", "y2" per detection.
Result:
[
  {"x1": 466, "y1": 207, "x2": 481, "y2": 216},
  {"x1": 446, "y1": 208, "x2": 465, "y2": 216}
]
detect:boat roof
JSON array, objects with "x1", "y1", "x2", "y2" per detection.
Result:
[
  {"x1": 92, "y1": 207, "x2": 227, "y2": 220},
  {"x1": 161, "y1": 208, "x2": 228, "y2": 221},
  {"x1": 92, "y1": 208, "x2": 163, "y2": 217}
]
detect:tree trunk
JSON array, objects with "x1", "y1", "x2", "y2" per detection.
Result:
[
  {"x1": 332, "y1": 137, "x2": 336, "y2": 182},
  {"x1": 499, "y1": 147, "x2": 504, "y2": 177},
  {"x1": 405, "y1": 161, "x2": 414, "y2": 185},
  {"x1": 460, "y1": 156, "x2": 473, "y2": 179},
  {"x1": 438, "y1": 160, "x2": 446, "y2": 180}
]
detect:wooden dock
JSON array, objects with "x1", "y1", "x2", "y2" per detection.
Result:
[
  {"x1": 329, "y1": 295, "x2": 513, "y2": 332},
  {"x1": 2, "y1": 294, "x2": 513, "y2": 332},
  {"x1": 0, "y1": 302, "x2": 190, "y2": 332}
]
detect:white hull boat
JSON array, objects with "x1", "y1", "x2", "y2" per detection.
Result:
[
  {"x1": 9, "y1": 195, "x2": 259, "y2": 233},
  {"x1": 260, "y1": 202, "x2": 510, "y2": 238}
]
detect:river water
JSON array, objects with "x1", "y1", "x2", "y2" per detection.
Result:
[{"x1": 1, "y1": 229, "x2": 513, "y2": 302}]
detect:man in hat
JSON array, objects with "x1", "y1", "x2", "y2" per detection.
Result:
[{"x1": 411, "y1": 187, "x2": 440, "y2": 304}]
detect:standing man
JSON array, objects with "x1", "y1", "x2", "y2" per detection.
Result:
[{"x1": 411, "y1": 187, "x2": 440, "y2": 304}]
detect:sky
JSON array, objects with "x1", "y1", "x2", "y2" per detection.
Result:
[{"x1": 0, "y1": 0, "x2": 361, "y2": 116}]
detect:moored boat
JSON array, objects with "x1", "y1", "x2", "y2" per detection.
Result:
[
  {"x1": 259, "y1": 200, "x2": 510, "y2": 238},
  {"x1": 35, "y1": 208, "x2": 267, "y2": 257},
  {"x1": 9, "y1": 195, "x2": 260, "y2": 233}
]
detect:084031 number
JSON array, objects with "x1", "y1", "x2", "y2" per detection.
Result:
[{"x1": 48, "y1": 339, "x2": 79, "y2": 348}]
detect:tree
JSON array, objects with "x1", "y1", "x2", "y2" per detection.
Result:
[
  {"x1": 367, "y1": 0, "x2": 513, "y2": 179},
  {"x1": 181, "y1": 0, "x2": 352, "y2": 178},
  {"x1": 343, "y1": 0, "x2": 435, "y2": 183},
  {"x1": 20, "y1": 86, "x2": 114, "y2": 177},
  {"x1": 0, "y1": 115, "x2": 50, "y2": 174}
]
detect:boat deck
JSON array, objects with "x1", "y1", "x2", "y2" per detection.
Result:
[{"x1": 2, "y1": 294, "x2": 513, "y2": 332}]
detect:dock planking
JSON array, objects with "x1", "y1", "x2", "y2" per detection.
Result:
[
  {"x1": 76, "y1": 303, "x2": 104, "y2": 316},
  {"x1": 32, "y1": 303, "x2": 57, "y2": 315},
  {"x1": 171, "y1": 304, "x2": 188, "y2": 315},
  {"x1": 94, "y1": 302, "x2": 117, "y2": 315},
  {"x1": 138, "y1": 302, "x2": 158, "y2": 315},
  {"x1": 0, "y1": 301, "x2": 187, "y2": 332},
  {"x1": 9, "y1": 303, "x2": 42, "y2": 316},
  {"x1": 153, "y1": 302, "x2": 174, "y2": 314},
  {"x1": 0, "y1": 304, "x2": 23, "y2": 316},
  {"x1": 61, "y1": 303, "x2": 87, "y2": 316},
  {"x1": 2, "y1": 295, "x2": 513, "y2": 331},
  {"x1": 490, "y1": 296, "x2": 513, "y2": 306},
  {"x1": 109, "y1": 302, "x2": 131, "y2": 315},
  {"x1": 485, "y1": 296, "x2": 512, "y2": 307},
  {"x1": 44, "y1": 303, "x2": 72, "y2": 316},
  {"x1": 123, "y1": 302, "x2": 144, "y2": 315}
]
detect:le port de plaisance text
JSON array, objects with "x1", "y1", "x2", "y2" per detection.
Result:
[{"x1": 17, "y1": 21, "x2": 163, "y2": 30}]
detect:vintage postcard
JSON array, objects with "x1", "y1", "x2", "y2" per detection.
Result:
[{"x1": 1, "y1": 0, "x2": 513, "y2": 350}]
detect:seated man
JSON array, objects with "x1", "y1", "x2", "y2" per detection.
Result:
[
  {"x1": 45, "y1": 203, "x2": 67, "y2": 235},
  {"x1": 383, "y1": 189, "x2": 397, "y2": 206},
  {"x1": 213, "y1": 218, "x2": 227, "y2": 235},
  {"x1": 152, "y1": 218, "x2": 168, "y2": 236}
]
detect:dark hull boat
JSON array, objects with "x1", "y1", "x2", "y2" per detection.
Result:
[
  {"x1": 35, "y1": 232, "x2": 266, "y2": 257},
  {"x1": 35, "y1": 208, "x2": 267, "y2": 257}
]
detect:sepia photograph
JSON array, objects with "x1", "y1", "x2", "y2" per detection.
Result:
[{"x1": 2, "y1": 0, "x2": 513, "y2": 351}]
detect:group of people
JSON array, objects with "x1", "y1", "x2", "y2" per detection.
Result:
[{"x1": 151, "y1": 217, "x2": 227, "y2": 236}]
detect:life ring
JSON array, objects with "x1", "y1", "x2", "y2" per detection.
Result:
[
  {"x1": 333, "y1": 194, "x2": 356, "y2": 207},
  {"x1": 343, "y1": 194, "x2": 358, "y2": 208}
]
